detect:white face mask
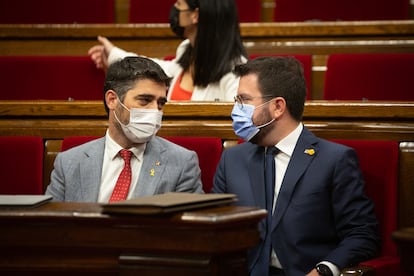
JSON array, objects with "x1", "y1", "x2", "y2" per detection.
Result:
[{"x1": 114, "y1": 100, "x2": 162, "y2": 143}]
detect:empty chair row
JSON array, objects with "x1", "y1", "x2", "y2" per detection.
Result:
[
  {"x1": 0, "y1": 56, "x2": 105, "y2": 101},
  {"x1": 0, "y1": 0, "x2": 409, "y2": 24},
  {"x1": 324, "y1": 53, "x2": 414, "y2": 101},
  {"x1": 0, "y1": 0, "x2": 261, "y2": 24},
  {"x1": 273, "y1": 0, "x2": 410, "y2": 22},
  {"x1": 1, "y1": 53, "x2": 413, "y2": 101}
]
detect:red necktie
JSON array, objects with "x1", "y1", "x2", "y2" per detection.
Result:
[{"x1": 109, "y1": 149, "x2": 132, "y2": 202}]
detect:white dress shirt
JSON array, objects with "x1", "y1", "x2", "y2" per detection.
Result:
[{"x1": 98, "y1": 131, "x2": 145, "y2": 203}]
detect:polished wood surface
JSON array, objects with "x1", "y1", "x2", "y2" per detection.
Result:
[
  {"x1": 1, "y1": 100, "x2": 413, "y2": 140},
  {"x1": 393, "y1": 227, "x2": 414, "y2": 275},
  {"x1": 0, "y1": 202, "x2": 266, "y2": 275}
]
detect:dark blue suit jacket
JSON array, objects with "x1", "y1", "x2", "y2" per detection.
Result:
[{"x1": 213, "y1": 127, "x2": 379, "y2": 276}]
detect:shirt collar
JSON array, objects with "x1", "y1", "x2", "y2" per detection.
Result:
[
  {"x1": 105, "y1": 130, "x2": 146, "y2": 161},
  {"x1": 275, "y1": 123, "x2": 303, "y2": 157}
]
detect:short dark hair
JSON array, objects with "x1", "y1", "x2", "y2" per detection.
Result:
[
  {"x1": 103, "y1": 56, "x2": 171, "y2": 114},
  {"x1": 234, "y1": 56, "x2": 307, "y2": 121}
]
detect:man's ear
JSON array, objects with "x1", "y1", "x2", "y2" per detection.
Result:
[
  {"x1": 272, "y1": 97, "x2": 286, "y2": 118},
  {"x1": 105, "y1": 90, "x2": 118, "y2": 111}
]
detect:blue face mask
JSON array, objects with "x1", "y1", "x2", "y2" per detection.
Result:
[{"x1": 231, "y1": 102, "x2": 275, "y2": 142}]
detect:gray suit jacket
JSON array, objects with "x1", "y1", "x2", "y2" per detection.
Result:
[{"x1": 46, "y1": 136, "x2": 203, "y2": 202}]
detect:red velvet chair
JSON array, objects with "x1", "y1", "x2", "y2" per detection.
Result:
[
  {"x1": 61, "y1": 136, "x2": 102, "y2": 152},
  {"x1": 0, "y1": 136, "x2": 44, "y2": 195},
  {"x1": 163, "y1": 136, "x2": 223, "y2": 193},
  {"x1": 61, "y1": 136, "x2": 223, "y2": 193},
  {"x1": 129, "y1": 0, "x2": 260, "y2": 23},
  {"x1": 273, "y1": 0, "x2": 409, "y2": 22},
  {"x1": 0, "y1": 56, "x2": 105, "y2": 101},
  {"x1": 0, "y1": 0, "x2": 115, "y2": 23},
  {"x1": 331, "y1": 140, "x2": 405, "y2": 276},
  {"x1": 129, "y1": 0, "x2": 175, "y2": 23},
  {"x1": 235, "y1": 0, "x2": 261, "y2": 22},
  {"x1": 324, "y1": 53, "x2": 414, "y2": 101},
  {"x1": 250, "y1": 54, "x2": 312, "y2": 100}
]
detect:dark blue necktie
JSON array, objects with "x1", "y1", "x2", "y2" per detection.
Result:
[{"x1": 254, "y1": 146, "x2": 279, "y2": 276}]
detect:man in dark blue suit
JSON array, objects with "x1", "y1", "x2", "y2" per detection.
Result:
[{"x1": 213, "y1": 56, "x2": 379, "y2": 276}]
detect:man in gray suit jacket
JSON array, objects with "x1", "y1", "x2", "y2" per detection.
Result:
[{"x1": 46, "y1": 56, "x2": 203, "y2": 202}]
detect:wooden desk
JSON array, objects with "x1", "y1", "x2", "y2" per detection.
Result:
[
  {"x1": 0, "y1": 202, "x2": 266, "y2": 275},
  {"x1": 393, "y1": 227, "x2": 414, "y2": 275}
]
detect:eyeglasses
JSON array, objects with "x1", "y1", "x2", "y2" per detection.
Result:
[{"x1": 234, "y1": 94, "x2": 274, "y2": 109}]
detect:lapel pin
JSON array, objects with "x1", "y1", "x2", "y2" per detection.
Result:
[
  {"x1": 155, "y1": 161, "x2": 160, "y2": 166},
  {"x1": 150, "y1": 168, "x2": 155, "y2": 177},
  {"x1": 304, "y1": 148, "x2": 315, "y2": 156}
]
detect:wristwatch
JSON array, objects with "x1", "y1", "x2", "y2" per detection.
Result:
[{"x1": 316, "y1": 264, "x2": 333, "y2": 276}]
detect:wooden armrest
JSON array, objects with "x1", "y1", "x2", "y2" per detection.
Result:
[{"x1": 340, "y1": 265, "x2": 374, "y2": 276}]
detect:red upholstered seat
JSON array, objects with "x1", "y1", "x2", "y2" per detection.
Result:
[
  {"x1": 235, "y1": 0, "x2": 261, "y2": 22},
  {"x1": 129, "y1": 0, "x2": 260, "y2": 23},
  {"x1": 61, "y1": 136, "x2": 223, "y2": 193},
  {"x1": 0, "y1": 56, "x2": 105, "y2": 101},
  {"x1": 0, "y1": 136, "x2": 44, "y2": 195},
  {"x1": 274, "y1": 0, "x2": 409, "y2": 21},
  {"x1": 332, "y1": 140, "x2": 404, "y2": 276},
  {"x1": 324, "y1": 53, "x2": 414, "y2": 101},
  {"x1": 61, "y1": 136, "x2": 102, "y2": 152},
  {"x1": 129, "y1": 0, "x2": 175, "y2": 23},
  {"x1": 250, "y1": 54, "x2": 312, "y2": 100},
  {"x1": 162, "y1": 137, "x2": 223, "y2": 193},
  {"x1": 0, "y1": 0, "x2": 115, "y2": 23}
]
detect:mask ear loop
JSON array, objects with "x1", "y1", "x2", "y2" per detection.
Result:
[
  {"x1": 253, "y1": 98, "x2": 277, "y2": 129},
  {"x1": 113, "y1": 95, "x2": 131, "y2": 127}
]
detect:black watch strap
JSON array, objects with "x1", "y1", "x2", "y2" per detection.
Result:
[{"x1": 316, "y1": 264, "x2": 333, "y2": 276}]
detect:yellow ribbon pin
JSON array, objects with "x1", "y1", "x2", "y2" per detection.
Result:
[
  {"x1": 150, "y1": 168, "x2": 155, "y2": 176},
  {"x1": 304, "y1": 149, "x2": 315, "y2": 155}
]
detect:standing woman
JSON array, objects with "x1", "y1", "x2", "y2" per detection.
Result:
[{"x1": 88, "y1": 0, "x2": 247, "y2": 102}]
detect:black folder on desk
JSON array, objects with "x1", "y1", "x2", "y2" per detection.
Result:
[{"x1": 101, "y1": 192, "x2": 237, "y2": 215}]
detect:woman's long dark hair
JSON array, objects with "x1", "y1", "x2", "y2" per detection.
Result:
[{"x1": 178, "y1": 0, "x2": 247, "y2": 87}]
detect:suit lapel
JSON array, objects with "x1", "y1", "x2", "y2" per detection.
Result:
[
  {"x1": 80, "y1": 138, "x2": 105, "y2": 201},
  {"x1": 271, "y1": 128, "x2": 318, "y2": 230},
  {"x1": 134, "y1": 138, "x2": 166, "y2": 197}
]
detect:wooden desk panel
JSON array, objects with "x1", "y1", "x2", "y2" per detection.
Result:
[
  {"x1": 392, "y1": 227, "x2": 414, "y2": 275},
  {"x1": 0, "y1": 202, "x2": 266, "y2": 275}
]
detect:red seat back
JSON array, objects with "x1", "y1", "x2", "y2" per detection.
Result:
[
  {"x1": 274, "y1": 0, "x2": 409, "y2": 21},
  {"x1": 324, "y1": 53, "x2": 414, "y2": 101},
  {"x1": 61, "y1": 136, "x2": 101, "y2": 152},
  {"x1": 0, "y1": 56, "x2": 105, "y2": 101},
  {"x1": 250, "y1": 54, "x2": 312, "y2": 100},
  {"x1": 0, "y1": 136, "x2": 44, "y2": 195},
  {"x1": 164, "y1": 137, "x2": 223, "y2": 193},
  {"x1": 332, "y1": 140, "x2": 399, "y2": 257},
  {"x1": 129, "y1": 0, "x2": 260, "y2": 23},
  {"x1": 129, "y1": 0, "x2": 175, "y2": 23},
  {"x1": 235, "y1": 0, "x2": 261, "y2": 22},
  {"x1": 0, "y1": 0, "x2": 115, "y2": 23}
]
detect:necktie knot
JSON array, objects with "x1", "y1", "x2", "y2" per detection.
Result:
[
  {"x1": 266, "y1": 146, "x2": 279, "y2": 157},
  {"x1": 120, "y1": 149, "x2": 132, "y2": 162}
]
